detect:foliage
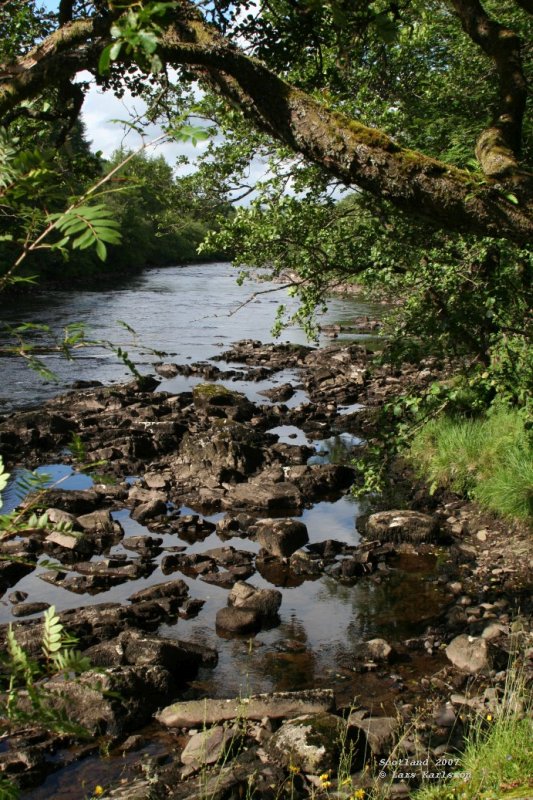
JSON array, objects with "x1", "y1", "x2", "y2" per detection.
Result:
[
  {"x1": 2, "y1": 605, "x2": 91, "y2": 737},
  {"x1": 409, "y1": 407, "x2": 533, "y2": 520}
]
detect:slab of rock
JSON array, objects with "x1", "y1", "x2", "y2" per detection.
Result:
[
  {"x1": 156, "y1": 689, "x2": 335, "y2": 728},
  {"x1": 445, "y1": 635, "x2": 492, "y2": 674},
  {"x1": 223, "y1": 481, "x2": 302, "y2": 512},
  {"x1": 85, "y1": 630, "x2": 217, "y2": 679},
  {"x1": 35, "y1": 489, "x2": 100, "y2": 515},
  {"x1": 254, "y1": 518, "x2": 309, "y2": 558},
  {"x1": 44, "y1": 529, "x2": 89, "y2": 553},
  {"x1": 228, "y1": 581, "x2": 282, "y2": 620},
  {"x1": 267, "y1": 713, "x2": 349, "y2": 774},
  {"x1": 365, "y1": 510, "x2": 439, "y2": 544},
  {"x1": 128, "y1": 579, "x2": 189, "y2": 604}
]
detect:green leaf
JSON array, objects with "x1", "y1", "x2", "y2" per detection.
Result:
[
  {"x1": 95, "y1": 239, "x2": 107, "y2": 261},
  {"x1": 98, "y1": 45, "x2": 112, "y2": 74}
]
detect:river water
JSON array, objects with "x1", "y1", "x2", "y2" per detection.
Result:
[
  {"x1": 0, "y1": 262, "x2": 378, "y2": 412},
  {"x1": 1, "y1": 263, "x2": 447, "y2": 798}
]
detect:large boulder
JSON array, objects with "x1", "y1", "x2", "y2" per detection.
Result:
[
  {"x1": 44, "y1": 665, "x2": 173, "y2": 737},
  {"x1": 254, "y1": 518, "x2": 309, "y2": 558},
  {"x1": 364, "y1": 510, "x2": 439, "y2": 544},
  {"x1": 174, "y1": 421, "x2": 266, "y2": 485}
]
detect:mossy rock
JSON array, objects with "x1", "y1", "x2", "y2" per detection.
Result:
[{"x1": 267, "y1": 712, "x2": 362, "y2": 774}]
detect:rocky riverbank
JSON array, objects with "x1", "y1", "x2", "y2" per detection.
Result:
[{"x1": 0, "y1": 339, "x2": 531, "y2": 799}]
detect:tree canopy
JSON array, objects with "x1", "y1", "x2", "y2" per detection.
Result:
[{"x1": 0, "y1": 0, "x2": 531, "y2": 244}]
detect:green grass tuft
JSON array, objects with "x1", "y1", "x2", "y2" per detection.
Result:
[{"x1": 409, "y1": 408, "x2": 533, "y2": 521}]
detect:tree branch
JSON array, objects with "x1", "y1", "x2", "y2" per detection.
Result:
[
  {"x1": 0, "y1": 3, "x2": 531, "y2": 245},
  {"x1": 450, "y1": 0, "x2": 529, "y2": 181}
]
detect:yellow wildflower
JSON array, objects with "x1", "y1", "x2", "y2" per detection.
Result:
[
  {"x1": 289, "y1": 763, "x2": 300, "y2": 774},
  {"x1": 486, "y1": 713, "x2": 493, "y2": 722},
  {"x1": 353, "y1": 790, "x2": 366, "y2": 799},
  {"x1": 93, "y1": 788, "x2": 105, "y2": 798}
]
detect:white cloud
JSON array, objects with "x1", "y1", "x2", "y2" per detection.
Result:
[{"x1": 77, "y1": 72, "x2": 209, "y2": 172}]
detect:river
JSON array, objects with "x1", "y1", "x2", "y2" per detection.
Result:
[
  {"x1": 0, "y1": 262, "x2": 378, "y2": 412},
  {"x1": 1, "y1": 263, "x2": 447, "y2": 799}
]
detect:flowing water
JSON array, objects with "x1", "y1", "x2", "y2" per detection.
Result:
[{"x1": 0, "y1": 263, "x2": 448, "y2": 798}]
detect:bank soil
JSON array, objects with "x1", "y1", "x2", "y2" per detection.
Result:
[{"x1": 0, "y1": 339, "x2": 531, "y2": 799}]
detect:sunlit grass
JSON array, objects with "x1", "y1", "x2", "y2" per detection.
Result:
[{"x1": 409, "y1": 408, "x2": 532, "y2": 521}]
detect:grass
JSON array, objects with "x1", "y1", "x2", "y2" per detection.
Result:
[
  {"x1": 409, "y1": 407, "x2": 533, "y2": 521},
  {"x1": 411, "y1": 668, "x2": 533, "y2": 800}
]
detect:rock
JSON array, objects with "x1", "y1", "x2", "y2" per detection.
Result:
[
  {"x1": 215, "y1": 607, "x2": 261, "y2": 634},
  {"x1": 122, "y1": 535, "x2": 163, "y2": 552},
  {"x1": 156, "y1": 689, "x2": 335, "y2": 728},
  {"x1": 347, "y1": 715, "x2": 398, "y2": 755},
  {"x1": 365, "y1": 510, "x2": 439, "y2": 544},
  {"x1": 45, "y1": 665, "x2": 173, "y2": 736},
  {"x1": 76, "y1": 510, "x2": 114, "y2": 532},
  {"x1": 175, "y1": 421, "x2": 266, "y2": 485},
  {"x1": 445, "y1": 635, "x2": 492, "y2": 674},
  {"x1": 481, "y1": 623, "x2": 506, "y2": 640},
  {"x1": 223, "y1": 480, "x2": 302, "y2": 512},
  {"x1": 228, "y1": 581, "x2": 282, "y2": 620},
  {"x1": 260, "y1": 383, "x2": 295, "y2": 402},
  {"x1": 34, "y1": 489, "x2": 100, "y2": 515},
  {"x1": 433, "y1": 704, "x2": 456, "y2": 728},
  {"x1": 46, "y1": 508, "x2": 77, "y2": 526},
  {"x1": 143, "y1": 472, "x2": 169, "y2": 490},
  {"x1": 192, "y1": 383, "x2": 255, "y2": 422},
  {"x1": 267, "y1": 713, "x2": 352, "y2": 774},
  {"x1": 128, "y1": 579, "x2": 188, "y2": 604},
  {"x1": 8, "y1": 591, "x2": 28, "y2": 603},
  {"x1": 11, "y1": 602, "x2": 51, "y2": 618},
  {"x1": 131, "y1": 498, "x2": 167, "y2": 523},
  {"x1": 181, "y1": 725, "x2": 236, "y2": 766},
  {"x1": 363, "y1": 638, "x2": 394, "y2": 662},
  {"x1": 254, "y1": 518, "x2": 309, "y2": 558},
  {"x1": 85, "y1": 630, "x2": 217, "y2": 680},
  {"x1": 155, "y1": 362, "x2": 179, "y2": 378},
  {"x1": 45, "y1": 530, "x2": 88, "y2": 552}
]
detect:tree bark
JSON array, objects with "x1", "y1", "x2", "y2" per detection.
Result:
[{"x1": 450, "y1": 0, "x2": 529, "y2": 181}]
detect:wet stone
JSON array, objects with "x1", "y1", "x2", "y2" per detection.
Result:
[
  {"x1": 254, "y1": 518, "x2": 309, "y2": 558},
  {"x1": 365, "y1": 510, "x2": 439, "y2": 544},
  {"x1": 11, "y1": 602, "x2": 51, "y2": 618},
  {"x1": 215, "y1": 607, "x2": 261, "y2": 635}
]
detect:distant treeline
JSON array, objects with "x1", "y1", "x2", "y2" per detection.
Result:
[{"x1": 1, "y1": 124, "x2": 231, "y2": 289}]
